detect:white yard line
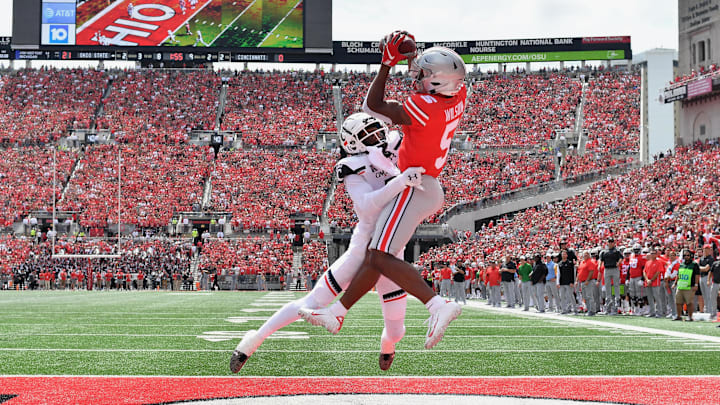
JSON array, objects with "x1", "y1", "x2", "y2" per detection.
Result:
[
  {"x1": 465, "y1": 301, "x2": 720, "y2": 344},
  {"x1": 258, "y1": 0, "x2": 301, "y2": 46},
  {"x1": 208, "y1": 0, "x2": 259, "y2": 46},
  {"x1": 0, "y1": 333, "x2": 657, "y2": 338}
]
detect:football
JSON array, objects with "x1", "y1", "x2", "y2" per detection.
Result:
[{"x1": 380, "y1": 34, "x2": 417, "y2": 56}]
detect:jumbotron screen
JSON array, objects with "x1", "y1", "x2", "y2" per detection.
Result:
[{"x1": 41, "y1": 0, "x2": 304, "y2": 48}]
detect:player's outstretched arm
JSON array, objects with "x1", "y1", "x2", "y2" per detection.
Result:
[{"x1": 363, "y1": 65, "x2": 412, "y2": 126}]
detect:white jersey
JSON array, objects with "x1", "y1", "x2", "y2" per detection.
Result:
[{"x1": 335, "y1": 154, "x2": 399, "y2": 251}]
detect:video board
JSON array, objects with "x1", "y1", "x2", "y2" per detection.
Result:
[{"x1": 40, "y1": 0, "x2": 305, "y2": 49}]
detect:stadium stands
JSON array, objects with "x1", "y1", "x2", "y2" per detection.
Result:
[
  {"x1": 197, "y1": 237, "x2": 293, "y2": 275},
  {"x1": 0, "y1": 146, "x2": 77, "y2": 228},
  {"x1": 416, "y1": 140, "x2": 720, "y2": 267},
  {"x1": 463, "y1": 74, "x2": 582, "y2": 147},
  {"x1": 209, "y1": 149, "x2": 334, "y2": 232},
  {"x1": 582, "y1": 71, "x2": 640, "y2": 153},
  {"x1": 60, "y1": 144, "x2": 210, "y2": 229},
  {"x1": 0, "y1": 69, "x2": 107, "y2": 145},
  {"x1": 98, "y1": 70, "x2": 221, "y2": 144},
  {"x1": 223, "y1": 71, "x2": 334, "y2": 146}
]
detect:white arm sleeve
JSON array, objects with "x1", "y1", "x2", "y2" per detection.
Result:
[
  {"x1": 345, "y1": 174, "x2": 407, "y2": 216},
  {"x1": 362, "y1": 96, "x2": 394, "y2": 124}
]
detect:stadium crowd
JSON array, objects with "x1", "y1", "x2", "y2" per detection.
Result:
[
  {"x1": 0, "y1": 146, "x2": 77, "y2": 228},
  {"x1": 208, "y1": 149, "x2": 334, "y2": 232},
  {"x1": 97, "y1": 70, "x2": 221, "y2": 144},
  {"x1": 60, "y1": 144, "x2": 210, "y2": 229},
  {"x1": 0, "y1": 237, "x2": 194, "y2": 291},
  {"x1": 223, "y1": 71, "x2": 335, "y2": 146},
  {"x1": 464, "y1": 74, "x2": 582, "y2": 147},
  {"x1": 0, "y1": 68, "x2": 107, "y2": 145},
  {"x1": 416, "y1": 141, "x2": 720, "y2": 318},
  {"x1": 582, "y1": 71, "x2": 640, "y2": 153}
]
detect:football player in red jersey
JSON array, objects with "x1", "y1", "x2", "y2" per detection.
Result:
[{"x1": 300, "y1": 30, "x2": 467, "y2": 350}]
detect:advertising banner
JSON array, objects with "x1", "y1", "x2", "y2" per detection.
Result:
[
  {"x1": 463, "y1": 50, "x2": 626, "y2": 64},
  {"x1": 687, "y1": 77, "x2": 713, "y2": 98}
]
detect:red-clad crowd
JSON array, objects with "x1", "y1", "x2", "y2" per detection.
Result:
[
  {"x1": 223, "y1": 71, "x2": 335, "y2": 146},
  {"x1": 97, "y1": 70, "x2": 220, "y2": 144},
  {"x1": 559, "y1": 152, "x2": 634, "y2": 179},
  {"x1": 0, "y1": 68, "x2": 107, "y2": 145},
  {"x1": 209, "y1": 149, "x2": 334, "y2": 232},
  {"x1": 669, "y1": 63, "x2": 719, "y2": 87},
  {"x1": 302, "y1": 239, "x2": 329, "y2": 275},
  {"x1": 0, "y1": 147, "x2": 77, "y2": 227},
  {"x1": 463, "y1": 74, "x2": 582, "y2": 147},
  {"x1": 582, "y1": 72, "x2": 640, "y2": 153},
  {"x1": 0, "y1": 236, "x2": 193, "y2": 290},
  {"x1": 197, "y1": 237, "x2": 293, "y2": 275},
  {"x1": 60, "y1": 144, "x2": 210, "y2": 228},
  {"x1": 417, "y1": 141, "x2": 720, "y2": 268}
]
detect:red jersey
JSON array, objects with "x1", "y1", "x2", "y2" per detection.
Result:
[
  {"x1": 400, "y1": 85, "x2": 467, "y2": 177},
  {"x1": 628, "y1": 254, "x2": 646, "y2": 279},
  {"x1": 620, "y1": 258, "x2": 630, "y2": 283}
]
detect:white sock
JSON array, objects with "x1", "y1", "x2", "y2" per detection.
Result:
[
  {"x1": 330, "y1": 301, "x2": 348, "y2": 318},
  {"x1": 425, "y1": 295, "x2": 446, "y2": 315}
]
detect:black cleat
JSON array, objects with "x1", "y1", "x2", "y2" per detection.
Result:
[
  {"x1": 229, "y1": 350, "x2": 249, "y2": 373},
  {"x1": 379, "y1": 352, "x2": 395, "y2": 371}
]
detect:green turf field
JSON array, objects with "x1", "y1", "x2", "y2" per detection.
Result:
[{"x1": 1, "y1": 290, "x2": 719, "y2": 376}]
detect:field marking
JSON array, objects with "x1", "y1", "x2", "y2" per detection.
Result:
[
  {"x1": 3, "y1": 374, "x2": 720, "y2": 378},
  {"x1": 466, "y1": 301, "x2": 720, "y2": 344},
  {"x1": 159, "y1": 0, "x2": 215, "y2": 45},
  {"x1": 208, "y1": 0, "x2": 259, "y2": 46},
  {"x1": 0, "y1": 333, "x2": 664, "y2": 338},
  {"x1": 0, "y1": 323, "x2": 593, "y2": 328},
  {"x1": 1, "y1": 348, "x2": 719, "y2": 353},
  {"x1": 258, "y1": 0, "x2": 301, "y2": 46}
]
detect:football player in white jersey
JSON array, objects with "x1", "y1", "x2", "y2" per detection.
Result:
[{"x1": 230, "y1": 112, "x2": 426, "y2": 373}]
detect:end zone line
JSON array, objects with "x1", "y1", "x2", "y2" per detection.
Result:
[
  {"x1": 2, "y1": 374, "x2": 720, "y2": 379},
  {"x1": 464, "y1": 301, "x2": 720, "y2": 344},
  {"x1": 1, "y1": 348, "x2": 718, "y2": 353}
]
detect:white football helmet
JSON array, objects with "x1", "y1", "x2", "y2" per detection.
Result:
[
  {"x1": 409, "y1": 47, "x2": 466, "y2": 96},
  {"x1": 340, "y1": 112, "x2": 388, "y2": 155}
]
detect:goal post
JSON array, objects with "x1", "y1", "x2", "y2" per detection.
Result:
[{"x1": 51, "y1": 146, "x2": 124, "y2": 267}]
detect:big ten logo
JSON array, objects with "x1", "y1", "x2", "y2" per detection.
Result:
[{"x1": 49, "y1": 25, "x2": 70, "y2": 44}]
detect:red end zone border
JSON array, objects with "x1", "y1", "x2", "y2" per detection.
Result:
[{"x1": 1, "y1": 376, "x2": 719, "y2": 405}]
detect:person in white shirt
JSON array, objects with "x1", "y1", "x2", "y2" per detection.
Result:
[{"x1": 231, "y1": 113, "x2": 423, "y2": 373}]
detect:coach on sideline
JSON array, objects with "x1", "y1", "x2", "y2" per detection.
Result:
[{"x1": 600, "y1": 237, "x2": 622, "y2": 314}]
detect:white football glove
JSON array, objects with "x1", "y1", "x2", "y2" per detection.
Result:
[{"x1": 401, "y1": 167, "x2": 425, "y2": 189}]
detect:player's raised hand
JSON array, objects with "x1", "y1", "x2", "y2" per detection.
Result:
[
  {"x1": 401, "y1": 166, "x2": 425, "y2": 189},
  {"x1": 380, "y1": 30, "x2": 417, "y2": 67}
]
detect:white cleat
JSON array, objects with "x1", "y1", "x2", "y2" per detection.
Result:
[
  {"x1": 298, "y1": 307, "x2": 344, "y2": 334},
  {"x1": 424, "y1": 301, "x2": 462, "y2": 349}
]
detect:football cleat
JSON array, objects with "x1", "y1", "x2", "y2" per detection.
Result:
[
  {"x1": 379, "y1": 352, "x2": 395, "y2": 371},
  {"x1": 229, "y1": 351, "x2": 249, "y2": 374},
  {"x1": 229, "y1": 329, "x2": 259, "y2": 373},
  {"x1": 298, "y1": 307, "x2": 344, "y2": 334},
  {"x1": 424, "y1": 301, "x2": 462, "y2": 349}
]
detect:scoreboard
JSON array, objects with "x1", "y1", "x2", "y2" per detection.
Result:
[{"x1": 12, "y1": 0, "x2": 333, "y2": 54}]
